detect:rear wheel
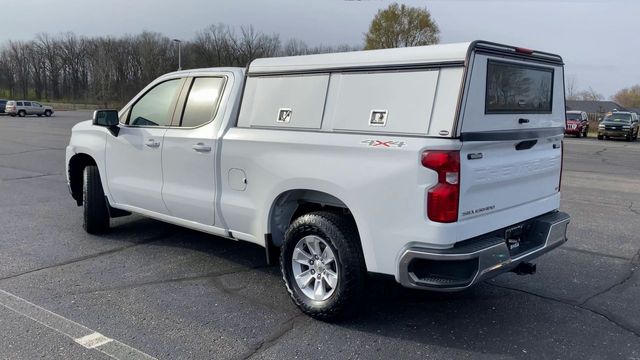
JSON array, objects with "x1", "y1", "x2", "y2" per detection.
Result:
[
  {"x1": 82, "y1": 165, "x2": 110, "y2": 234},
  {"x1": 280, "y1": 211, "x2": 366, "y2": 320},
  {"x1": 597, "y1": 134, "x2": 603, "y2": 140},
  {"x1": 44, "y1": 110, "x2": 52, "y2": 117},
  {"x1": 583, "y1": 126, "x2": 588, "y2": 137},
  {"x1": 18, "y1": 110, "x2": 25, "y2": 117}
]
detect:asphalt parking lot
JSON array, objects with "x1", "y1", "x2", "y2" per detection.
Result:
[{"x1": 0, "y1": 111, "x2": 638, "y2": 359}]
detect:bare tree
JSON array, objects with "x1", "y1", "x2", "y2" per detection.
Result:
[
  {"x1": 565, "y1": 75, "x2": 578, "y2": 100},
  {"x1": 575, "y1": 87, "x2": 604, "y2": 101},
  {"x1": 229, "y1": 26, "x2": 280, "y2": 65},
  {"x1": 613, "y1": 85, "x2": 640, "y2": 108},
  {"x1": 0, "y1": 25, "x2": 359, "y2": 106}
]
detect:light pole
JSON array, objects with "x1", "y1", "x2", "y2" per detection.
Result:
[{"x1": 172, "y1": 39, "x2": 182, "y2": 71}]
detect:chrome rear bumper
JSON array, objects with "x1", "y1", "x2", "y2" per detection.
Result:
[{"x1": 397, "y1": 211, "x2": 570, "y2": 291}]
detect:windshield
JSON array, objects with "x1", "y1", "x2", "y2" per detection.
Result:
[
  {"x1": 566, "y1": 113, "x2": 580, "y2": 120},
  {"x1": 603, "y1": 113, "x2": 631, "y2": 123}
]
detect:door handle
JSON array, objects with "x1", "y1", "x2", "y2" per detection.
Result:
[
  {"x1": 192, "y1": 143, "x2": 212, "y2": 152},
  {"x1": 145, "y1": 139, "x2": 160, "y2": 148}
]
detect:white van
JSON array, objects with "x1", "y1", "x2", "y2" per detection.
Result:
[{"x1": 66, "y1": 41, "x2": 570, "y2": 319}]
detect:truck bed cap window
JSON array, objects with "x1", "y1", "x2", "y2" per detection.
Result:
[{"x1": 485, "y1": 60, "x2": 553, "y2": 114}]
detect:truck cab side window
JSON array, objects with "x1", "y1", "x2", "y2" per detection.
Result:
[
  {"x1": 129, "y1": 79, "x2": 182, "y2": 126},
  {"x1": 180, "y1": 77, "x2": 225, "y2": 127}
]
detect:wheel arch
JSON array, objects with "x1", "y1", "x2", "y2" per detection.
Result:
[
  {"x1": 264, "y1": 188, "x2": 375, "y2": 271},
  {"x1": 267, "y1": 189, "x2": 354, "y2": 245},
  {"x1": 68, "y1": 153, "x2": 97, "y2": 205}
]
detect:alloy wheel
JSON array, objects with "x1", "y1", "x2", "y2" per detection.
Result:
[{"x1": 291, "y1": 235, "x2": 339, "y2": 301}]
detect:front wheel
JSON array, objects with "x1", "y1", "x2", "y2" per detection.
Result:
[
  {"x1": 82, "y1": 165, "x2": 110, "y2": 234},
  {"x1": 576, "y1": 130, "x2": 582, "y2": 138},
  {"x1": 18, "y1": 110, "x2": 25, "y2": 117},
  {"x1": 280, "y1": 211, "x2": 366, "y2": 320},
  {"x1": 44, "y1": 110, "x2": 52, "y2": 117}
]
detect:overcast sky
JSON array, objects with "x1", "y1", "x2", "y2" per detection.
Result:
[{"x1": 1, "y1": 0, "x2": 637, "y2": 98}]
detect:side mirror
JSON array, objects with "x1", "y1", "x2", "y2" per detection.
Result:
[{"x1": 93, "y1": 109, "x2": 120, "y2": 136}]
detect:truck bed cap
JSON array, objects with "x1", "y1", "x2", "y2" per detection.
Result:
[
  {"x1": 248, "y1": 41, "x2": 564, "y2": 75},
  {"x1": 249, "y1": 42, "x2": 472, "y2": 75}
]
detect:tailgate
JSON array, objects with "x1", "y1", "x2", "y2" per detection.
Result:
[
  {"x1": 458, "y1": 136, "x2": 562, "y2": 220},
  {"x1": 457, "y1": 45, "x2": 565, "y2": 221}
]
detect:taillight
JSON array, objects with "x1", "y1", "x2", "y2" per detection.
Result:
[{"x1": 422, "y1": 150, "x2": 460, "y2": 223}]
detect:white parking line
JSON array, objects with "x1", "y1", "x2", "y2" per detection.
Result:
[
  {"x1": 75, "y1": 332, "x2": 114, "y2": 349},
  {"x1": 0, "y1": 289, "x2": 156, "y2": 360}
]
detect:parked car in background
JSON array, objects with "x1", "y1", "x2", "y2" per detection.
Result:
[
  {"x1": 0, "y1": 99, "x2": 7, "y2": 113},
  {"x1": 597, "y1": 111, "x2": 639, "y2": 141},
  {"x1": 565, "y1": 110, "x2": 588, "y2": 137},
  {"x1": 5, "y1": 100, "x2": 54, "y2": 117}
]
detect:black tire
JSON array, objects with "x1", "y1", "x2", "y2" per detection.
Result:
[
  {"x1": 280, "y1": 211, "x2": 366, "y2": 321},
  {"x1": 597, "y1": 135, "x2": 603, "y2": 140},
  {"x1": 626, "y1": 132, "x2": 632, "y2": 142},
  {"x1": 44, "y1": 110, "x2": 52, "y2": 117},
  {"x1": 18, "y1": 110, "x2": 25, "y2": 117},
  {"x1": 82, "y1": 165, "x2": 110, "y2": 234},
  {"x1": 10, "y1": 114, "x2": 15, "y2": 117},
  {"x1": 576, "y1": 130, "x2": 582, "y2": 138},
  {"x1": 583, "y1": 127, "x2": 588, "y2": 138},
  {"x1": 37, "y1": 114, "x2": 42, "y2": 117}
]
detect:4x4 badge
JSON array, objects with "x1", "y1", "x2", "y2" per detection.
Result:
[{"x1": 361, "y1": 139, "x2": 406, "y2": 148}]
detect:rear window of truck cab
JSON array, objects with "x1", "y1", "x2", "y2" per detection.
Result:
[{"x1": 485, "y1": 60, "x2": 554, "y2": 114}]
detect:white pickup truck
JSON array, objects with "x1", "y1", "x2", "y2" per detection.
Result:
[{"x1": 66, "y1": 41, "x2": 570, "y2": 319}]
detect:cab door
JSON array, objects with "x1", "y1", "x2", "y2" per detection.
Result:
[
  {"x1": 105, "y1": 77, "x2": 186, "y2": 213},
  {"x1": 161, "y1": 76, "x2": 227, "y2": 225},
  {"x1": 32, "y1": 102, "x2": 44, "y2": 115},
  {"x1": 23, "y1": 101, "x2": 32, "y2": 115}
]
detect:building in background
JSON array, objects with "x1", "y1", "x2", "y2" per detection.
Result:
[{"x1": 565, "y1": 100, "x2": 627, "y2": 121}]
